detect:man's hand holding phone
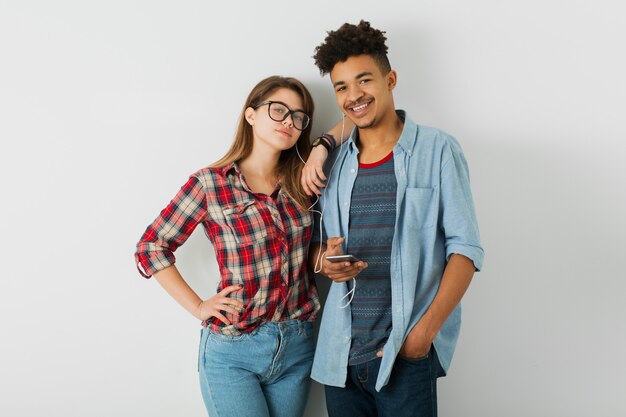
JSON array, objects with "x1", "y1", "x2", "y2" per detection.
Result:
[{"x1": 321, "y1": 237, "x2": 368, "y2": 282}]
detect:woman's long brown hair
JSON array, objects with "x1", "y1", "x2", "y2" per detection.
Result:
[{"x1": 211, "y1": 76, "x2": 314, "y2": 209}]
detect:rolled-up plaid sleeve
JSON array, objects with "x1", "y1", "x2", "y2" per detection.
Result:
[{"x1": 135, "y1": 175, "x2": 207, "y2": 278}]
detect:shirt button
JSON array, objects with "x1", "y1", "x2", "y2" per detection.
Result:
[{"x1": 350, "y1": 168, "x2": 355, "y2": 173}]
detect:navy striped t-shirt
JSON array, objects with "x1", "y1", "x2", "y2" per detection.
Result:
[{"x1": 347, "y1": 151, "x2": 397, "y2": 365}]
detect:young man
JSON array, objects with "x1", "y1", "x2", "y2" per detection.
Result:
[{"x1": 303, "y1": 21, "x2": 484, "y2": 417}]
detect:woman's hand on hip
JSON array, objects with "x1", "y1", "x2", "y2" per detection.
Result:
[{"x1": 196, "y1": 284, "x2": 244, "y2": 325}]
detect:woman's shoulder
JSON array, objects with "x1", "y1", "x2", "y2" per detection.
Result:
[{"x1": 190, "y1": 166, "x2": 226, "y2": 190}]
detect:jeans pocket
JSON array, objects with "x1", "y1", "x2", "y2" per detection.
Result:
[
  {"x1": 398, "y1": 351, "x2": 430, "y2": 363},
  {"x1": 299, "y1": 321, "x2": 313, "y2": 338}
]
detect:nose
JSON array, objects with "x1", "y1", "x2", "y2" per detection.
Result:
[
  {"x1": 282, "y1": 113, "x2": 294, "y2": 128},
  {"x1": 346, "y1": 85, "x2": 364, "y2": 105}
]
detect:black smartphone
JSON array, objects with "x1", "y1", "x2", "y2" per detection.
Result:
[{"x1": 325, "y1": 254, "x2": 361, "y2": 263}]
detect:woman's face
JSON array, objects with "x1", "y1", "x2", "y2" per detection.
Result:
[{"x1": 246, "y1": 88, "x2": 306, "y2": 153}]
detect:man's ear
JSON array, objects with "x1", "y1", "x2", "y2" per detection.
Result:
[
  {"x1": 244, "y1": 107, "x2": 256, "y2": 125},
  {"x1": 387, "y1": 70, "x2": 398, "y2": 91}
]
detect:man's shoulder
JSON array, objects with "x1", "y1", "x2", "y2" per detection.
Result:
[
  {"x1": 410, "y1": 123, "x2": 464, "y2": 157},
  {"x1": 416, "y1": 124, "x2": 459, "y2": 146},
  {"x1": 397, "y1": 111, "x2": 461, "y2": 153}
]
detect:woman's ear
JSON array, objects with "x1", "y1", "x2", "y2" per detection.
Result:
[{"x1": 244, "y1": 107, "x2": 256, "y2": 126}]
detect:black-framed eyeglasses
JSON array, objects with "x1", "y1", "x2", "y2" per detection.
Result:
[{"x1": 252, "y1": 101, "x2": 311, "y2": 131}]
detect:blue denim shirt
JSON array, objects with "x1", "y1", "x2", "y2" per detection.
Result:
[{"x1": 311, "y1": 111, "x2": 484, "y2": 391}]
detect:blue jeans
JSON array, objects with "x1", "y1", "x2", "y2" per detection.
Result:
[
  {"x1": 198, "y1": 320, "x2": 314, "y2": 417},
  {"x1": 325, "y1": 345, "x2": 444, "y2": 417}
]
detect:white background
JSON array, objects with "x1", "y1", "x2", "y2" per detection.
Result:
[{"x1": 1, "y1": 1, "x2": 625, "y2": 416}]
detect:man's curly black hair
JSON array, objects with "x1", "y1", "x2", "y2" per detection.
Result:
[{"x1": 313, "y1": 20, "x2": 391, "y2": 76}]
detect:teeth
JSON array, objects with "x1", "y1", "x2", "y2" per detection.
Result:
[{"x1": 353, "y1": 102, "x2": 368, "y2": 111}]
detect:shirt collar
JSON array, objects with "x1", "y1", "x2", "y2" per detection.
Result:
[
  {"x1": 395, "y1": 110, "x2": 418, "y2": 156},
  {"x1": 221, "y1": 161, "x2": 252, "y2": 193},
  {"x1": 221, "y1": 161, "x2": 239, "y2": 176},
  {"x1": 222, "y1": 161, "x2": 283, "y2": 196}
]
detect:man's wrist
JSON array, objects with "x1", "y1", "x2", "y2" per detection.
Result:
[
  {"x1": 415, "y1": 310, "x2": 439, "y2": 342},
  {"x1": 320, "y1": 133, "x2": 337, "y2": 149},
  {"x1": 312, "y1": 144, "x2": 329, "y2": 156},
  {"x1": 312, "y1": 134, "x2": 335, "y2": 153}
]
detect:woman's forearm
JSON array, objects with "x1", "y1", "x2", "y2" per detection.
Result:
[{"x1": 154, "y1": 265, "x2": 203, "y2": 320}]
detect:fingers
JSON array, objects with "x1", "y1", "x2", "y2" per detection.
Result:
[
  {"x1": 212, "y1": 311, "x2": 231, "y2": 326},
  {"x1": 219, "y1": 284, "x2": 244, "y2": 304},
  {"x1": 324, "y1": 263, "x2": 368, "y2": 281},
  {"x1": 324, "y1": 261, "x2": 363, "y2": 274},
  {"x1": 302, "y1": 166, "x2": 316, "y2": 196},
  {"x1": 302, "y1": 164, "x2": 326, "y2": 196},
  {"x1": 216, "y1": 302, "x2": 243, "y2": 316},
  {"x1": 301, "y1": 167, "x2": 313, "y2": 196},
  {"x1": 201, "y1": 284, "x2": 247, "y2": 324},
  {"x1": 311, "y1": 175, "x2": 326, "y2": 189},
  {"x1": 301, "y1": 146, "x2": 329, "y2": 196},
  {"x1": 315, "y1": 165, "x2": 327, "y2": 181},
  {"x1": 322, "y1": 258, "x2": 368, "y2": 282},
  {"x1": 306, "y1": 177, "x2": 323, "y2": 196},
  {"x1": 219, "y1": 283, "x2": 243, "y2": 295},
  {"x1": 319, "y1": 237, "x2": 369, "y2": 281},
  {"x1": 201, "y1": 300, "x2": 237, "y2": 325},
  {"x1": 217, "y1": 285, "x2": 245, "y2": 310}
]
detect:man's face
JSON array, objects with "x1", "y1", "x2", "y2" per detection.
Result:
[{"x1": 330, "y1": 54, "x2": 396, "y2": 129}]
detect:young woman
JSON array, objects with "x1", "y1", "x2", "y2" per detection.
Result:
[{"x1": 135, "y1": 76, "x2": 318, "y2": 417}]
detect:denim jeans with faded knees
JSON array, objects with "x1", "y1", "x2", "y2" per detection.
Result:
[
  {"x1": 325, "y1": 345, "x2": 445, "y2": 417},
  {"x1": 198, "y1": 320, "x2": 314, "y2": 417}
]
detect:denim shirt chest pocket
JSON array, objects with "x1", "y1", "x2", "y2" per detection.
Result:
[
  {"x1": 404, "y1": 187, "x2": 438, "y2": 230},
  {"x1": 222, "y1": 199, "x2": 269, "y2": 246}
]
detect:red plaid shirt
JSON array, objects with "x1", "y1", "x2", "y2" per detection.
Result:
[{"x1": 135, "y1": 163, "x2": 319, "y2": 335}]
